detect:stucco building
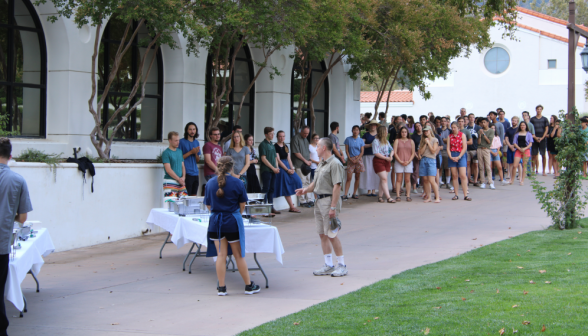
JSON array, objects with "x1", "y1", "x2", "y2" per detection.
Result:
[
  {"x1": 2, "y1": 0, "x2": 361, "y2": 159},
  {"x1": 361, "y1": 7, "x2": 588, "y2": 121}
]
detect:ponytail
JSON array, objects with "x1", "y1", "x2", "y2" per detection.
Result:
[{"x1": 216, "y1": 156, "x2": 234, "y2": 198}]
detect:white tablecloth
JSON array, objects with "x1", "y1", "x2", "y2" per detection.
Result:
[
  {"x1": 146, "y1": 208, "x2": 180, "y2": 233},
  {"x1": 6, "y1": 228, "x2": 55, "y2": 311},
  {"x1": 146, "y1": 208, "x2": 285, "y2": 264}
]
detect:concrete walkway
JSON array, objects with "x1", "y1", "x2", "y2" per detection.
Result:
[{"x1": 7, "y1": 175, "x2": 564, "y2": 336}]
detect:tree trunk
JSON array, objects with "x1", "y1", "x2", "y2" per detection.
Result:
[
  {"x1": 383, "y1": 67, "x2": 401, "y2": 122},
  {"x1": 227, "y1": 44, "x2": 281, "y2": 145},
  {"x1": 88, "y1": 18, "x2": 147, "y2": 159},
  {"x1": 292, "y1": 50, "x2": 311, "y2": 136},
  {"x1": 308, "y1": 53, "x2": 342, "y2": 135},
  {"x1": 206, "y1": 32, "x2": 242, "y2": 142}
]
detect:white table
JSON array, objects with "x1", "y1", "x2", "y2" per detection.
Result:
[
  {"x1": 146, "y1": 208, "x2": 182, "y2": 258},
  {"x1": 146, "y1": 208, "x2": 285, "y2": 287},
  {"x1": 6, "y1": 228, "x2": 55, "y2": 317}
]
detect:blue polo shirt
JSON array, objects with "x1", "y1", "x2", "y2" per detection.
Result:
[
  {"x1": 204, "y1": 175, "x2": 248, "y2": 232},
  {"x1": 0, "y1": 164, "x2": 33, "y2": 254},
  {"x1": 179, "y1": 138, "x2": 201, "y2": 176}
]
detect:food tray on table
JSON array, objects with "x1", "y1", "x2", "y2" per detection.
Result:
[
  {"x1": 244, "y1": 204, "x2": 273, "y2": 225},
  {"x1": 246, "y1": 193, "x2": 266, "y2": 204},
  {"x1": 173, "y1": 200, "x2": 208, "y2": 217}
]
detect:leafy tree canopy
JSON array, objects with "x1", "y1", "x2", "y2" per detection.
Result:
[
  {"x1": 35, "y1": 0, "x2": 209, "y2": 54},
  {"x1": 349, "y1": 0, "x2": 518, "y2": 116}
]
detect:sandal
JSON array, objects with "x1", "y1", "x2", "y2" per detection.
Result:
[
  {"x1": 342, "y1": 195, "x2": 348, "y2": 200},
  {"x1": 406, "y1": 197, "x2": 412, "y2": 202},
  {"x1": 288, "y1": 208, "x2": 301, "y2": 213},
  {"x1": 452, "y1": 195, "x2": 459, "y2": 200},
  {"x1": 464, "y1": 196, "x2": 472, "y2": 201},
  {"x1": 387, "y1": 198, "x2": 396, "y2": 203},
  {"x1": 395, "y1": 197, "x2": 401, "y2": 202},
  {"x1": 378, "y1": 197, "x2": 384, "y2": 203},
  {"x1": 352, "y1": 194, "x2": 359, "y2": 199}
]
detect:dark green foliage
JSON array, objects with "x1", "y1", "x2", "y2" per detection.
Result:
[{"x1": 17, "y1": 148, "x2": 63, "y2": 181}]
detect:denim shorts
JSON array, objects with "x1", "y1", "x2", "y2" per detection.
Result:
[
  {"x1": 506, "y1": 148, "x2": 516, "y2": 164},
  {"x1": 419, "y1": 157, "x2": 437, "y2": 177},
  {"x1": 448, "y1": 151, "x2": 467, "y2": 168},
  {"x1": 491, "y1": 149, "x2": 501, "y2": 162}
]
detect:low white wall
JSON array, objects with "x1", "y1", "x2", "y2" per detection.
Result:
[
  {"x1": 9, "y1": 161, "x2": 163, "y2": 252},
  {"x1": 8, "y1": 161, "x2": 297, "y2": 252}
]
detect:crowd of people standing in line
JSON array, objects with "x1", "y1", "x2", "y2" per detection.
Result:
[
  {"x1": 354, "y1": 105, "x2": 582, "y2": 203},
  {"x1": 161, "y1": 105, "x2": 588, "y2": 210},
  {"x1": 155, "y1": 108, "x2": 588, "y2": 294}
]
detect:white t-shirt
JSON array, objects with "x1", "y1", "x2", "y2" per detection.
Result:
[{"x1": 309, "y1": 144, "x2": 319, "y2": 169}]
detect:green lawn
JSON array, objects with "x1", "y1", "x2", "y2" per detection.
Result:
[{"x1": 241, "y1": 229, "x2": 588, "y2": 335}]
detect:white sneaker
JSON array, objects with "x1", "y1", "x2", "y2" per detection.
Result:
[
  {"x1": 489, "y1": 183, "x2": 495, "y2": 190},
  {"x1": 313, "y1": 264, "x2": 335, "y2": 276},
  {"x1": 480, "y1": 183, "x2": 486, "y2": 189},
  {"x1": 331, "y1": 264, "x2": 348, "y2": 277},
  {"x1": 502, "y1": 180, "x2": 509, "y2": 185}
]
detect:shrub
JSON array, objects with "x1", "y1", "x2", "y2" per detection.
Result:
[
  {"x1": 17, "y1": 148, "x2": 63, "y2": 181},
  {"x1": 530, "y1": 108, "x2": 588, "y2": 229}
]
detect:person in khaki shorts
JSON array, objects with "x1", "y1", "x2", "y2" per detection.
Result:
[
  {"x1": 296, "y1": 137, "x2": 347, "y2": 277},
  {"x1": 476, "y1": 118, "x2": 495, "y2": 189},
  {"x1": 291, "y1": 126, "x2": 314, "y2": 208}
]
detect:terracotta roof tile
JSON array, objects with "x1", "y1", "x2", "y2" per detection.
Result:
[
  {"x1": 516, "y1": 6, "x2": 588, "y2": 33},
  {"x1": 361, "y1": 91, "x2": 413, "y2": 103},
  {"x1": 515, "y1": 22, "x2": 585, "y2": 47}
]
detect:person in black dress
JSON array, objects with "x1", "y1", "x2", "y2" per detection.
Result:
[
  {"x1": 244, "y1": 134, "x2": 262, "y2": 193},
  {"x1": 547, "y1": 118, "x2": 561, "y2": 178},
  {"x1": 274, "y1": 131, "x2": 303, "y2": 213}
]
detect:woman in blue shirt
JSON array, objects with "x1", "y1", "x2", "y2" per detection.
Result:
[
  {"x1": 204, "y1": 156, "x2": 261, "y2": 296},
  {"x1": 343, "y1": 125, "x2": 365, "y2": 199}
]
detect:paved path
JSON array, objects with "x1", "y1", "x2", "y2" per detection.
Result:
[{"x1": 7, "y1": 175, "x2": 571, "y2": 336}]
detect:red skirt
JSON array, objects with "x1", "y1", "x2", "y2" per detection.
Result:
[{"x1": 373, "y1": 157, "x2": 391, "y2": 173}]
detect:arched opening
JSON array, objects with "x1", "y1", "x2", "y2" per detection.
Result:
[
  {"x1": 0, "y1": 0, "x2": 47, "y2": 137},
  {"x1": 291, "y1": 60, "x2": 329, "y2": 138},
  {"x1": 205, "y1": 45, "x2": 255, "y2": 138},
  {"x1": 98, "y1": 18, "x2": 163, "y2": 141}
]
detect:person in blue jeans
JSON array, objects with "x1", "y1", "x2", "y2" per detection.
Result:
[
  {"x1": 447, "y1": 122, "x2": 470, "y2": 201},
  {"x1": 179, "y1": 122, "x2": 201, "y2": 195},
  {"x1": 418, "y1": 126, "x2": 441, "y2": 203},
  {"x1": 259, "y1": 127, "x2": 280, "y2": 216}
]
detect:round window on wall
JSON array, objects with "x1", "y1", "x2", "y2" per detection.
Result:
[{"x1": 484, "y1": 47, "x2": 510, "y2": 74}]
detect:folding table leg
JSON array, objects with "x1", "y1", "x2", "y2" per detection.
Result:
[
  {"x1": 188, "y1": 244, "x2": 203, "y2": 274},
  {"x1": 19, "y1": 294, "x2": 27, "y2": 317},
  {"x1": 28, "y1": 270, "x2": 40, "y2": 292},
  {"x1": 159, "y1": 232, "x2": 172, "y2": 259},
  {"x1": 225, "y1": 256, "x2": 236, "y2": 271},
  {"x1": 182, "y1": 243, "x2": 196, "y2": 271},
  {"x1": 253, "y1": 253, "x2": 269, "y2": 288}
]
